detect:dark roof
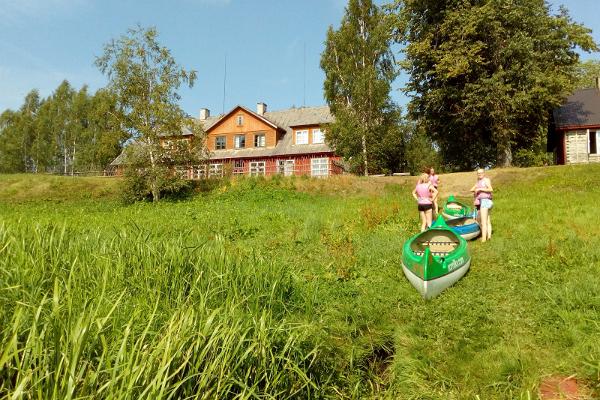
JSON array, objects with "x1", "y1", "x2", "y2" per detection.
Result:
[
  {"x1": 109, "y1": 105, "x2": 336, "y2": 166},
  {"x1": 554, "y1": 88, "x2": 600, "y2": 130}
]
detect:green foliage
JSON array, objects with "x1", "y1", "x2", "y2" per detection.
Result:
[
  {"x1": 2, "y1": 165, "x2": 600, "y2": 398},
  {"x1": 0, "y1": 83, "x2": 127, "y2": 174},
  {"x1": 392, "y1": 0, "x2": 599, "y2": 168},
  {"x1": 573, "y1": 59, "x2": 600, "y2": 90},
  {"x1": 96, "y1": 26, "x2": 206, "y2": 202},
  {"x1": 404, "y1": 125, "x2": 440, "y2": 174},
  {"x1": 321, "y1": 0, "x2": 403, "y2": 175}
]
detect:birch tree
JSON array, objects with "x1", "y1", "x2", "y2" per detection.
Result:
[
  {"x1": 321, "y1": 0, "x2": 400, "y2": 175},
  {"x1": 95, "y1": 26, "x2": 205, "y2": 201}
]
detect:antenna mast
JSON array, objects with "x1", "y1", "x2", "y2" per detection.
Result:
[
  {"x1": 303, "y1": 43, "x2": 306, "y2": 107},
  {"x1": 222, "y1": 54, "x2": 227, "y2": 114}
]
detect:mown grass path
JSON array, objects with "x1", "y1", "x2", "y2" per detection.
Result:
[{"x1": 0, "y1": 166, "x2": 599, "y2": 399}]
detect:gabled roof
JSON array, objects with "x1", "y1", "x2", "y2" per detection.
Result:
[
  {"x1": 554, "y1": 88, "x2": 600, "y2": 130},
  {"x1": 204, "y1": 105, "x2": 283, "y2": 133},
  {"x1": 206, "y1": 105, "x2": 335, "y2": 160}
]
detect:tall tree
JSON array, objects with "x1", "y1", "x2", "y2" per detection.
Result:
[
  {"x1": 95, "y1": 26, "x2": 205, "y2": 201},
  {"x1": 321, "y1": 0, "x2": 400, "y2": 176},
  {"x1": 574, "y1": 59, "x2": 600, "y2": 90},
  {"x1": 392, "y1": 0, "x2": 598, "y2": 168}
]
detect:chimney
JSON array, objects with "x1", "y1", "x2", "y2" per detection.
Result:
[
  {"x1": 257, "y1": 102, "x2": 267, "y2": 116},
  {"x1": 199, "y1": 108, "x2": 210, "y2": 120}
]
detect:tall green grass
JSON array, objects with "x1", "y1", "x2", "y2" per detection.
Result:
[{"x1": 1, "y1": 165, "x2": 599, "y2": 398}]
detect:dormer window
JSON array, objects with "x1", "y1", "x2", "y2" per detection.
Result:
[
  {"x1": 312, "y1": 128, "x2": 324, "y2": 144},
  {"x1": 295, "y1": 130, "x2": 308, "y2": 145},
  {"x1": 236, "y1": 115, "x2": 244, "y2": 126}
]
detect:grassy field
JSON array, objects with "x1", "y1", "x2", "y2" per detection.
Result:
[{"x1": 0, "y1": 166, "x2": 599, "y2": 399}]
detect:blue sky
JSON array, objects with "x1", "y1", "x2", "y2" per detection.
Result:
[{"x1": 1, "y1": 0, "x2": 599, "y2": 118}]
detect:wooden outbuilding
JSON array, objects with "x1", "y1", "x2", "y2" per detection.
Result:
[{"x1": 549, "y1": 78, "x2": 600, "y2": 164}]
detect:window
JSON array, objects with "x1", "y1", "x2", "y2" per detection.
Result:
[
  {"x1": 233, "y1": 160, "x2": 245, "y2": 175},
  {"x1": 311, "y1": 157, "x2": 329, "y2": 177},
  {"x1": 295, "y1": 130, "x2": 308, "y2": 145},
  {"x1": 191, "y1": 165, "x2": 206, "y2": 180},
  {"x1": 277, "y1": 160, "x2": 295, "y2": 176},
  {"x1": 590, "y1": 131, "x2": 598, "y2": 154},
  {"x1": 234, "y1": 135, "x2": 246, "y2": 149},
  {"x1": 215, "y1": 136, "x2": 226, "y2": 150},
  {"x1": 236, "y1": 115, "x2": 244, "y2": 126},
  {"x1": 312, "y1": 128, "x2": 324, "y2": 144},
  {"x1": 209, "y1": 163, "x2": 223, "y2": 178},
  {"x1": 254, "y1": 133, "x2": 266, "y2": 147},
  {"x1": 249, "y1": 161, "x2": 266, "y2": 176}
]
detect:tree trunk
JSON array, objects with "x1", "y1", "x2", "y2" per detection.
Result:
[
  {"x1": 497, "y1": 145, "x2": 512, "y2": 167},
  {"x1": 361, "y1": 134, "x2": 369, "y2": 176}
]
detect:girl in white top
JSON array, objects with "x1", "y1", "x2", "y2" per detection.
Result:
[{"x1": 470, "y1": 168, "x2": 493, "y2": 242}]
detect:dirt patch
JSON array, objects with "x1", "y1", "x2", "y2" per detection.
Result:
[{"x1": 539, "y1": 375, "x2": 592, "y2": 400}]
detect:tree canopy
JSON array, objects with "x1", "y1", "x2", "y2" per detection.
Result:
[
  {"x1": 0, "y1": 83, "x2": 126, "y2": 174},
  {"x1": 95, "y1": 26, "x2": 206, "y2": 201},
  {"x1": 391, "y1": 0, "x2": 598, "y2": 169},
  {"x1": 321, "y1": 0, "x2": 403, "y2": 175}
]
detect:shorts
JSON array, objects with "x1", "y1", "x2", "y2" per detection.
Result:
[
  {"x1": 480, "y1": 199, "x2": 493, "y2": 209},
  {"x1": 418, "y1": 204, "x2": 433, "y2": 212}
]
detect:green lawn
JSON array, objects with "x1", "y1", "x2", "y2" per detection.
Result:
[{"x1": 0, "y1": 166, "x2": 599, "y2": 399}]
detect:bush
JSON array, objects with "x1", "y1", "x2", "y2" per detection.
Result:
[
  {"x1": 512, "y1": 149, "x2": 554, "y2": 167},
  {"x1": 405, "y1": 130, "x2": 440, "y2": 175}
]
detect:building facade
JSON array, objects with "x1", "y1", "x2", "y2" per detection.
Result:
[
  {"x1": 110, "y1": 103, "x2": 343, "y2": 178},
  {"x1": 549, "y1": 78, "x2": 600, "y2": 165}
]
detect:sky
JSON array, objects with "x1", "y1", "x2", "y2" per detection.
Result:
[{"x1": 1, "y1": 0, "x2": 599, "y2": 118}]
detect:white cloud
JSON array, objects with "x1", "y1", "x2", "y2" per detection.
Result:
[{"x1": 0, "y1": 0, "x2": 88, "y2": 25}]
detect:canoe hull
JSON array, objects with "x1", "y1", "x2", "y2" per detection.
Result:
[
  {"x1": 402, "y1": 259, "x2": 471, "y2": 299},
  {"x1": 445, "y1": 218, "x2": 481, "y2": 240},
  {"x1": 401, "y1": 216, "x2": 471, "y2": 299}
]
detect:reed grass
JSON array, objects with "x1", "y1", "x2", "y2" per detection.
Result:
[{"x1": 1, "y1": 164, "x2": 600, "y2": 398}]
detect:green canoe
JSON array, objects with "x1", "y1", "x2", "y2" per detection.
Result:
[
  {"x1": 401, "y1": 216, "x2": 471, "y2": 299},
  {"x1": 442, "y1": 195, "x2": 474, "y2": 219}
]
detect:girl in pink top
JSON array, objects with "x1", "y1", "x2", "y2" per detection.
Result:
[
  {"x1": 428, "y1": 167, "x2": 440, "y2": 216},
  {"x1": 412, "y1": 173, "x2": 438, "y2": 232},
  {"x1": 470, "y1": 168, "x2": 493, "y2": 242}
]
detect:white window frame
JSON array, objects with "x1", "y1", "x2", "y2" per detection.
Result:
[
  {"x1": 234, "y1": 134, "x2": 246, "y2": 149},
  {"x1": 311, "y1": 157, "x2": 329, "y2": 177},
  {"x1": 312, "y1": 128, "x2": 324, "y2": 144},
  {"x1": 277, "y1": 159, "x2": 295, "y2": 176},
  {"x1": 254, "y1": 133, "x2": 266, "y2": 148},
  {"x1": 249, "y1": 161, "x2": 266, "y2": 176},
  {"x1": 236, "y1": 115, "x2": 244, "y2": 126},
  {"x1": 295, "y1": 130, "x2": 308, "y2": 145},
  {"x1": 209, "y1": 163, "x2": 224, "y2": 178},
  {"x1": 191, "y1": 165, "x2": 207, "y2": 180}
]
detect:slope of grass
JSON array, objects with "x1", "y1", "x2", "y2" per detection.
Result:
[{"x1": 0, "y1": 165, "x2": 599, "y2": 398}]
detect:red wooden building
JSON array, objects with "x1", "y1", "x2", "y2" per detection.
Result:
[{"x1": 110, "y1": 103, "x2": 343, "y2": 178}]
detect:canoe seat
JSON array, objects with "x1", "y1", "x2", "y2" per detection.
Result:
[
  {"x1": 418, "y1": 241, "x2": 458, "y2": 247},
  {"x1": 413, "y1": 251, "x2": 450, "y2": 257}
]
